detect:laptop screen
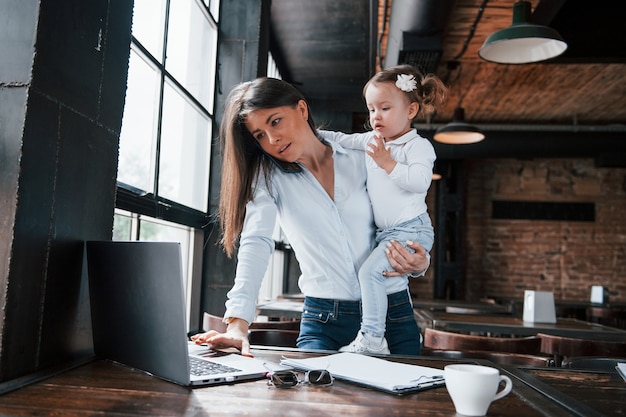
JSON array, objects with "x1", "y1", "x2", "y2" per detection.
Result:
[{"x1": 87, "y1": 241, "x2": 193, "y2": 385}]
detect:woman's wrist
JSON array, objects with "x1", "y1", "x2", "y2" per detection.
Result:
[{"x1": 224, "y1": 317, "x2": 249, "y2": 334}]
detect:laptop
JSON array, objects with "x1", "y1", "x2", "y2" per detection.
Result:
[{"x1": 86, "y1": 240, "x2": 269, "y2": 387}]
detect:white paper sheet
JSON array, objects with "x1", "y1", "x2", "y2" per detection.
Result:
[{"x1": 280, "y1": 352, "x2": 445, "y2": 394}]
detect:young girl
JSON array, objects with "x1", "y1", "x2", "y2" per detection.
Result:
[{"x1": 323, "y1": 64, "x2": 447, "y2": 354}]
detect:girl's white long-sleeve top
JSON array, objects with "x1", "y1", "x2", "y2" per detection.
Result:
[{"x1": 321, "y1": 129, "x2": 435, "y2": 229}]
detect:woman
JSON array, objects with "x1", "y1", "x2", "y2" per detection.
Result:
[{"x1": 191, "y1": 77, "x2": 428, "y2": 357}]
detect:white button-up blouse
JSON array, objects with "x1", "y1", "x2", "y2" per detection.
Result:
[{"x1": 224, "y1": 139, "x2": 375, "y2": 324}]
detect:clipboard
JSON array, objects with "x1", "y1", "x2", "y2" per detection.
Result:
[
  {"x1": 280, "y1": 352, "x2": 445, "y2": 395},
  {"x1": 617, "y1": 363, "x2": 626, "y2": 382}
]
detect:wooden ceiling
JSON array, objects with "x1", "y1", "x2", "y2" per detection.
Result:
[
  {"x1": 270, "y1": 0, "x2": 626, "y2": 161},
  {"x1": 427, "y1": 0, "x2": 626, "y2": 126}
]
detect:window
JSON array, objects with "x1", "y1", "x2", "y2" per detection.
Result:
[
  {"x1": 267, "y1": 52, "x2": 281, "y2": 79},
  {"x1": 118, "y1": 0, "x2": 217, "y2": 213},
  {"x1": 115, "y1": 0, "x2": 220, "y2": 329}
]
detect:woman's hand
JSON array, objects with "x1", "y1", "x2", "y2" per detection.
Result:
[
  {"x1": 383, "y1": 240, "x2": 429, "y2": 277},
  {"x1": 190, "y1": 318, "x2": 253, "y2": 357}
]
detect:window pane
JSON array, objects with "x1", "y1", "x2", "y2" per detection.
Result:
[
  {"x1": 113, "y1": 211, "x2": 133, "y2": 241},
  {"x1": 167, "y1": 0, "x2": 217, "y2": 110},
  {"x1": 138, "y1": 216, "x2": 193, "y2": 312},
  {"x1": 118, "y1": 50, "x2": 160, "y2": 192},
  {"x1": 268, "y1": 53, "x2": 282, "y2": 79},
  {"x1": 131, "y1": 0, "x2": 166, "y2": 61},
  {"x1": 158, "y1": 82, "x2": 211, "y2": 211},
  {"x1": 210, "y1": 0, "x2": 220, "y2": 22}
]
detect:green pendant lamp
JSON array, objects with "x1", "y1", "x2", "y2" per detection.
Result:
[{"x1": 478, "y1": 1, "x2": 567, "y2": 64}]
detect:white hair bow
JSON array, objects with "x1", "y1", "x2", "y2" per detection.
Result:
[{"x1": 396, "y1": 74, "x2": 417, "y2": 92}]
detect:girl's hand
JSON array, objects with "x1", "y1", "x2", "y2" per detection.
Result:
[{"x1": 366, "y1": 133, "x2": 396, "y2": 174}]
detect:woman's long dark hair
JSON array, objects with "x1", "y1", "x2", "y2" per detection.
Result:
[{"x1": 218, "y1": 78, "x2": 317, "y2": 257}]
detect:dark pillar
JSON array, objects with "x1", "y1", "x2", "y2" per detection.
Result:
[
  {"x1": 0, "y1": 0, "x2": 132, "y2": 382},
  {"x1": 434, "y1": 160, "x2": 465, "y2": 299}
]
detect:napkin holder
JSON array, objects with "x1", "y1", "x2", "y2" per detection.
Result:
[
  {"x1": 523, "y1": 290, "x2": 556, "y2": 323},
  {"x1": 590, "y1": 285, "x2": 606, "y2": 304}
]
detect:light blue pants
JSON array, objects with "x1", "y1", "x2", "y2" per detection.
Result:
[{"x1": 359, "y1": 213, "x2": 434, "y2": 338}]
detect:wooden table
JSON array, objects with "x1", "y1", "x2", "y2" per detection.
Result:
[
  {"x1": 496, "y1": 297, "x2": 626, "y2": 320},
  {"x1": 257, "y1": 298, "x2": 511, "y2": 320},
  {"x1": 0, "y1": 348, "x2": 579, "y2": 417},
  {"x1": 415, "y1": 310, "x2": 626, "y2": 340},
  {"x1": 504, "y1": 364, "x2": 626, "y2": 417},
  {"x1": 413, "y1": 299, "x2": 512, "y2": 315}
]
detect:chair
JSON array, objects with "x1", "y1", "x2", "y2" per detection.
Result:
[
  {"x1": 586, "y1": 306, "x2": 626, "y2": 330},
  {"x1": 248, "y1": 329, "x2": 300, "y2": 348},
  {"x1": 538, "y1": 333, "x2": 626, "y2": 367},
  {"x1": 421, "y1": 348, "x2": 554, "y2": 367},
  {"x1": 423, "y1": 328, "x2": 551, "y2": 367},
  {"x1": 203, "y1": 313, "x2": 228, "y2": 333},
  {"x1": 423, "y1": 328, "x2": 542, "y2": 354}
]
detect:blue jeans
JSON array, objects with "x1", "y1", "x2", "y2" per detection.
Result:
[
  {"x1": 359, "y1": 213, "x2": 434, "y2": 338},
  {"x1": 297, "y1": 289, "x2": 422, "y2": 355}
]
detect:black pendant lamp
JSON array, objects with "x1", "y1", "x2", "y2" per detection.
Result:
[{"x1": 434, "y1": 107, "x2": 485, "y2": 144}]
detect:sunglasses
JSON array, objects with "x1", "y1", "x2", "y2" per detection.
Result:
[{"x1": 266, "y1": 369, "x2": 334, "y2": 389}]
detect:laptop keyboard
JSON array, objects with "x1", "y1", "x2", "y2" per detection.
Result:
[{"x1": 189, "y1": 356, "x2": 242, "y2": 376}]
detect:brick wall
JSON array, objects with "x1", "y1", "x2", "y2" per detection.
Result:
[
  {"x1": 464, "y1": 158, "x2": 626, "y2": 303},
  {"x1": 409, "y1": 158, "x2": 626, "y2": 304}
]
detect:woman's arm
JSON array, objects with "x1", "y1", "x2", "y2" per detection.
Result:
[
  {"x1": 383, "y1": 240, "x2": 430, "y2": 277},
  {"x1": 190, "y1": 182, "x2": 277, "y2": 357}
]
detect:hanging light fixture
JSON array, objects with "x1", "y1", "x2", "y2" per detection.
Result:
[
  {"x1": 434, "y1": 62, "x2": 485, "y2": 145},
  {"x1": 478, "y1": 1, "x2": 567, "y2": 64},
  {"x1": 434, "y1": 107, "x2": 485, "y2": 144},
  {"x1": 433, "y1": 3, "x2": 487, "y2": 145}
]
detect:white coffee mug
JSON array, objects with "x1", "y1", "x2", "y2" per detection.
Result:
[{"x1": 444, "y1": 364, "x2": 513, "y2": 416}]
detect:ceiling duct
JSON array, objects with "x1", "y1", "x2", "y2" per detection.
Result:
[
  {"x1": 397, "y1": 33, "x2": 442, "y2": 74},
  {"x1": 384, "y1": 0, "x2": 456, "y2": 72}
]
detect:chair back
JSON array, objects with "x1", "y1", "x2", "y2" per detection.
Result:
[
  {"x1": 424, "y1": 328, "x2": 542, "y2": 354},
  {"x1": 248, "y1": 329, "x2": 299, "y2": 348},
  {"x1": 538, "y1": 333, "x2": 626, "y2": 366},
  {"x1": 586, "y1": 306, "x2": 626, "y2": 330},
  {"x1": 203, "y1": 313, "x2": 228, "y2": 333},
  {"x1": 421, "y1": 348, "x2": 554, "y2": 367}
]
